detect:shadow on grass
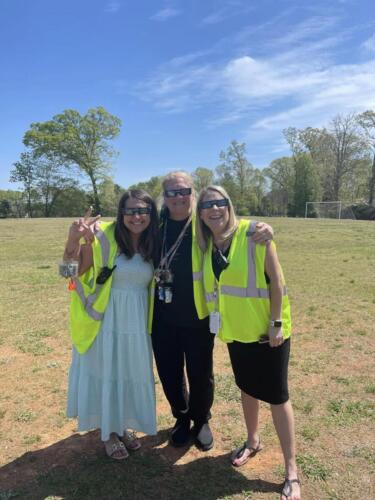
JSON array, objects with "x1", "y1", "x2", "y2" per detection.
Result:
[{"x1": 0, "y1": 430, "x2": 280, "y2": 499}]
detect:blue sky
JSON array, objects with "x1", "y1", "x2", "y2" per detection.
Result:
[{"x1": 1, "y1": 0, "x2": 375, "y2": 190}]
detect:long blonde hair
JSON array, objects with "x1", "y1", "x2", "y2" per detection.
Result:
[{"x1": 196, "y1": 185, "x2": 238, "y2": 251}]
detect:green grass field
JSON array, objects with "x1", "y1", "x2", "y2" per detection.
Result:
[{"x1": 0, "y1": 217, "x2": 374, "y2": 499}]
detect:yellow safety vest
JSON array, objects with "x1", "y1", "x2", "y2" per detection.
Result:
[
  {"x1": 69, "y1": 221, "x2": 118, "y2": 353},
  {"x1": 203, "y1": 219, "x2": 292, "y2": 343},
  {"x1": 147, "y1": 213, "x2": 208, "y2": 333}
]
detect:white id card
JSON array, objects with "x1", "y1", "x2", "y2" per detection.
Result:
[{"x1": 209, "y1": 311, "x2": 221, "y2": 335}]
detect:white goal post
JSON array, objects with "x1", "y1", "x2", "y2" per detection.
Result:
[
  {"x1": 305, "y1": 201, "x2": 356, "y2": 219},
  {"x1": 305, "y1": 201, "x2": 342, "y2": 219}
]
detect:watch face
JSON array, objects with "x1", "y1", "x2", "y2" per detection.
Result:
[{"x1": 274, "y1": 320, "x2": 282, "y2": 327}]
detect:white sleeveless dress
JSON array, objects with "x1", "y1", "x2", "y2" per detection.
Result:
[{"x1": 67, "y1": 253, "x2": 157, "y2": 441}]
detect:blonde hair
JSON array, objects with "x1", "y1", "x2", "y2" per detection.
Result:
[
  {"x1": 162, "y1": 170, "x2": 194, "y2": 190},
  {"x1": 196, "y1": 185, "x2": 238, "y2": 251}
]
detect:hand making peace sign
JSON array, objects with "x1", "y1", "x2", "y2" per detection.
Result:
[{"x1": 68, "y1": 207, "x2": 101, "y2": 244}]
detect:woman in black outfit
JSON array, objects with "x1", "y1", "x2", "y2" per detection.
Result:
[{"x1": 151, "y1": 172, "x2": 274, "y2": 451}]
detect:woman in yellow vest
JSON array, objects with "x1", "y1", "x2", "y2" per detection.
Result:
[
  {"x1": 63, "y1": 189, "x2": 160, "y2": 460},
  {"x1": 196, "y1": 185, "x2": 300, "y2": 500}
]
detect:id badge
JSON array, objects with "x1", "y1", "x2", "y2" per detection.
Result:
[{"x1": 209, "y1": 311, "x2": 221, "y2": 335}]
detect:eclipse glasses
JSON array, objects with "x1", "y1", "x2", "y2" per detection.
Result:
[
  {"x1": 198, "y1": 198, "x2": 229, "y2": 210},
  {"x1": 121, "y1": 207, "x2": 152, "y2": 216},
  {"x1": 164, "y1": 187, "x2": 192, "y2": 198}
]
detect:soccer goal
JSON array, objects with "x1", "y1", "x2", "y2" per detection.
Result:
[{"x1": 305, "y1": 201, "x2": 356, "y2": 219}]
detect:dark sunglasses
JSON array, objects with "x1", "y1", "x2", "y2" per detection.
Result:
[
  {"x1": 122, "y1": 207, "x2": 152, "y2": 216},
  {"x1": 199, "y1": 198, "x2": 229, "y2": 210},
  {"x1": 164, "y1": 187, "x2": 192, "y2": 198}
]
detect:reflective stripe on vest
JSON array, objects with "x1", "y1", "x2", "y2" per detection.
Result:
[
  {"x1": 73, "y1": 229, "x2": 110, "y2": 321},
  {"x1": 193, "y1": 271, "x2": 203, "y2": 281},
  {"x1": 204, "y1": 220, "x2": 287, "y2": 303}
]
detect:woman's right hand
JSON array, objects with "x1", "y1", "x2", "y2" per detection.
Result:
[{"x1": 68, "y1": 208, "x2": 101, "y2": 244}]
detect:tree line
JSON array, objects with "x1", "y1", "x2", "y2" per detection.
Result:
[{"x1": 1, "y1": 107, "x2": 375, "y2": 219}]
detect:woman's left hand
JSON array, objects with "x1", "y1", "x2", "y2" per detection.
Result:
[
  {"x1": 252, "y1": 222, "x2": 273, "y2": 243},
  {"x1": 268, "y1": 326, "x2": 284, "y2": 347}
]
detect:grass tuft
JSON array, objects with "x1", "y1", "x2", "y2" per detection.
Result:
[
  {"x1": 215, "y1": 374, "x2": 241, "y2": 402},
  {"x1": 301, "y1": 426, "x2": 319, "y2": 442},
  {"x1": 22, "y1": 434, "x2": 41, "y2": 445},
  {"x1": 327, "y1": 399, "x2": 375, "y2": 425},
  {"x1": 296, "y1": 454, "x2": 330, "y2": 480},
  {"x1": 344, "y1": 445, "x2": 375, "y2": 465},
  {"x1": 15, "y1": 410, "x2": 36, "y2": 423},
  {"x1": 15, "y1": 330, "x2": 53, "y2": 356},
  {"x1": 365, "y1": 384, "x2": 375, "y2": 394}
]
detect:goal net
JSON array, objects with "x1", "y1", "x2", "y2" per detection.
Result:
[{"x1": 305, "y1": 201, "x2": 356, "y2": 219}]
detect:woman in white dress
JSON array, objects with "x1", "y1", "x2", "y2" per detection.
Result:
[{"x1": 63, "y1": 189, "x2": 160, "y2": 460}]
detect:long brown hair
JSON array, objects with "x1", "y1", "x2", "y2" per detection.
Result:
[{"x1": 115, "y1": 189, "x2": 160, "y2": 266}]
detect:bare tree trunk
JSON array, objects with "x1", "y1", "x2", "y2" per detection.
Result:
[
  {"x1": 27, "y1": 189, "x2": 33, "y2": 217},
  {"x1": 89, "y1": 171, "x2": 101, "y2": 215}
]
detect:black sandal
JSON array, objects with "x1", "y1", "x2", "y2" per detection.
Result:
[
  {"x1": 231, "y1": 439, "x2": 263, "y2": 467},
  {"x1": 281, "y1": 478, "x2": 301, "y2": 499}
]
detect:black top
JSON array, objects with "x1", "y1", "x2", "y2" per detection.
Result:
[
  {"x1": 212, "y1": 246, "x2": 230, "y2": 282},
  {"x1": 212, "y1": 241, "x2": 270, "y2": 283},
  {"x1": 154, "y1": 217, "x2": 208, "y2": 329}
]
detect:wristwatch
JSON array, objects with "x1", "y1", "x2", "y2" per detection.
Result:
[{"x1": 269, "y1": 320, "x2": 282, "y2": 328}]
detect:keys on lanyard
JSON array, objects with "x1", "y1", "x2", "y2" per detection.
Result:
[{"x1": 155, "y1": 268, "x2": 173, "y2": 303}]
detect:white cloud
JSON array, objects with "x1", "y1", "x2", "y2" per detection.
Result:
[
  {"x1": 105, "y1": 2, "x2": 121, "y2": 13},
  {"x1": 362, "y1": 33, "x2": 375, "y2": 52},
  {"x1": 136, "y1": 14, "x2": 375, "y2": 137},
  {"x1": 264, "y1": 16, "x2": 339, "y2": 48},
  {"x1": 201, "y1": 0, "x2": 254, "y2": 25},
  {"x1": 150, "y1": 8, "x2": 181, "y2": 22},
  {"x1": 202, "y1": 10, "x2": 228, "y2": 25}
]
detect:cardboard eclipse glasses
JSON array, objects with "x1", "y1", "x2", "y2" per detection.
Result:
[
  {"x1": 198, "y1": 198, "x2": 229, "y2": 210},
  {"x1": 121, "y1": 207, "x2": 152, "y2": 216}
]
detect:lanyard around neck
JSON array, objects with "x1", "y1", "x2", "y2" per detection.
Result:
[{"x1": 159, "y1": 215, "x2": 192, "y2": 270}]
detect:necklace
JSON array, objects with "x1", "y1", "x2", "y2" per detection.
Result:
[{"x1": 213, "y1": 236, "x2": 231, "y2": 254}]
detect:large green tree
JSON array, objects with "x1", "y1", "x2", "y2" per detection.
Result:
[{"x1": 23, "y1": 107, "x2": 121, "y2": 214}]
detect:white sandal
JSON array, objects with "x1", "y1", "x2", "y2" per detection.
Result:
[
  {"x1": 122, "y1": 430, "x2": 141, "y2": 451},
  {"x1": 104, "y1": 436, "x2": 129, "y2": 460}
]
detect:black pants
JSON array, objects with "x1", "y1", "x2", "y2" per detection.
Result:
[{"x1": 152, "y1": 318, "x2": 215, "y2": 426}]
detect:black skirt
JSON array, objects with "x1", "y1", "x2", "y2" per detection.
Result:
[{"x1": 227, "y1": 338, "x2": 290, "y2": 405}]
